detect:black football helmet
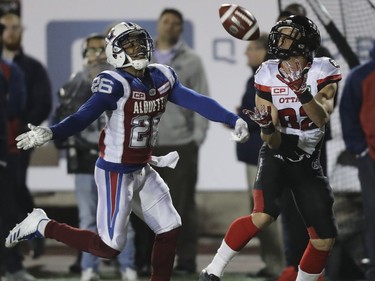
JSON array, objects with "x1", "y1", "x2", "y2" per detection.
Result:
[{"x1": 268, "y1": 15, "x2": 320, "y2": 61}]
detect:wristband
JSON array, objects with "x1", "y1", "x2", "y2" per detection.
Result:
[
  {"x1": 261, "y1": 123, "x2": 275, "y2": 135},
  {"x1": 298, "y1": 88, "x2": 314, "y2": 104}
]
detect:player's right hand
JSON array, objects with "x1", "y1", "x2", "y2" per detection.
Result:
[
  {"x1": 243, "y1": 105, "x2": 272, "y2": 128},
  {"x1": 15, "y1": 123, "x2": 53, "y2": 150},
  {"x1": 277, "y1": 59, "x2": 311, "y2": 95}
]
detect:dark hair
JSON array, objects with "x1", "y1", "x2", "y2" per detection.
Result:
[
  {"x1": 82, "y1": 33, "x2": 105, "y2": 58},
  {"x1": 159, "y1": 8, "x2": 184, "y2": 25},
  {"x1": 284, "y1": 3, "x2": 307, "y2": 16}
]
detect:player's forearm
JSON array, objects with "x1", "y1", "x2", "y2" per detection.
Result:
[
  {"x1": 301, "y1": 98, "x2": 330, "y2": 128},
  {"x1": 171, "y1": 84, "x2": 238, "y2": 127},
  {"x1": 261, "y1": 129, "x2": 281, "y2": 149}
]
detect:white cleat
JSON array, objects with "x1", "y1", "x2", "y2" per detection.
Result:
[{"x1": 5, "y1": 208, "x2": 50, "y2": 248}]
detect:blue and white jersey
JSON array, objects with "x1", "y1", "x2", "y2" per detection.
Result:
[{"x1": 50, "y1": 63, "x2": 238, "y2": 172}]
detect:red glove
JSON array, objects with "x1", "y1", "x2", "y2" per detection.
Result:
[
  {"x1": 276, "y1": 60, "x2": 312, "y2": 95},
  {"x1": 243, "y1": 105, "x2": 272, "y2": 128}
]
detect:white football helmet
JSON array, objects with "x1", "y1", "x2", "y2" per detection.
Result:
[{"x1": 105, "y1": 22, "x2": 154, "y2": 69}]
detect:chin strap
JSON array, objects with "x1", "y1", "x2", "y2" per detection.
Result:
[
  {"x1": 123, "y1": 54, "x2": 149, "y2": 70},
  {"x1": 132, "y1": 59, "x2": 149, "y2": 70}
]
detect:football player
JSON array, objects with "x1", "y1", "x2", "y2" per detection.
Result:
[
  {"x1": 4, "y1": 22, "x2": 249, "y2": 281},
  {"x1": 200, "y1": 15, "x2": 341, "y2": 281}
]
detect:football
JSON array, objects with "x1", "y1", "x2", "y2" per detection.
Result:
[{"x1": 219, "y1": 4, "x2": 260, "y2": 41}]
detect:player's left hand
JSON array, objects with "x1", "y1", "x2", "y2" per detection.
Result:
[
  {"x1": 277, "y1": 59, "x2": 311, "y2": 95},
  {"x1": 243, "y1": 105, "x2": 272, "y2": 127},
  {"x1": 231, "y1": 118, "x2": 249, "y2": 143},
  {"x1": 15, "y1": 123, "x2": 53, "y2": 150}
]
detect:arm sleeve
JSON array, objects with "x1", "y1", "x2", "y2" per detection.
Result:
[
  {"x1": 50, "y1": 74, "x2": 120, "y2": 140},
  {"x1": 317, "y1": 58, "x2": 342, "y2": 91},
  {"x1": 254, "y1": 63, "x2": 272, "y2": 102},
  {"x1": 168, "y1": 81, "x2": 238, "y2": 128},
  {"x1": 339, "y1": 69, "x2": 367, "y2": 154}
]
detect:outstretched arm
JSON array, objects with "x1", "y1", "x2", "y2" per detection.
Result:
[
  {"x1": 169, "y1": 82, "x2": 249, "y2": 142},
  {"x1": 169, "y1": 82, "x2": 238, "y2": 127},
  {"x1": 16, "y1": 93, "x2": 116, "y2": 150}
]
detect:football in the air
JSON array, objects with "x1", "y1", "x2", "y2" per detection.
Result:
[{"x1": 219, "y1": 4, "x2": 260, "y2": 41}]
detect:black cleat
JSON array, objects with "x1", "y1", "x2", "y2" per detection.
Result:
[{"x1": 199, "y1": 269, "x2": 220, "y2": 281}]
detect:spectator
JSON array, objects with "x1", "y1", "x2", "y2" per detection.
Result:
[
  {"x1": 54, "y1": 33, "x2": 138, "y2": 281},
  {"x1": 6, "y1": 21, "x2": 249, "y2": 281},
  {"x1": 0, "y1": 21, "x2": 33, "y2": 280},
  {"x1": 151, "y1": 8, "x2": 209, "y2": 275},
  {"x1": 0, "y1": 12, "x2": 52, "y2": 258},
  {"x1": 339, "y1": 39, "x2": 375, "y2": 281},
  {"x1": 236, "y1": 33, "x2": 285, "y2": 278}
]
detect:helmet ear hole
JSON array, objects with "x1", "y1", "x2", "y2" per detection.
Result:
[{"x1": 105, "y1": 41, "x2": 126, "y2": 68}]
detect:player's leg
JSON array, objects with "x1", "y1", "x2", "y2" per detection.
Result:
[
  {"x1": 5, "y1": 166, "x2": 123, "y2": 259},
  {"x1": 291, "y1": 160, "x2": 337, "y2": 281},
  {"x1": 95, "y1": 167, "x2": 140, "y2": 281},
  {"x1": 131, "y1": 165, "x2": 181, "y2": 281},
  {"x1": 277, "y1": 188, "x2": 310, "y2": 281},
  {"x1": 154, "y1": 142, "x2": 199, "y2": 274},
  {"x1": 5, "y1": 208, "x2": 120, "y2": 259},
  {"x1": 200, "y1": 145, "x2": 285, "y2": 280},
  {"x1": 247, "y1": 164, "x2": 285, "y2": 277}
]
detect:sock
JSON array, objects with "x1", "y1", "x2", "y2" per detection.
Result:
[
  {"x1": 205, "y1": 215, "x2": 260, "y2": 277},
  {"x1": 45, "y1": 220, "x2": 119, "y2": 259},
  {"x1": 151, "y1": 227, "x2": 180, "y2": 281},
  {"x1": 224, "y1": 215, "x2": 260, "y2": 251},
  {"x1": 206, "y1": 240, "x2": 238, "y2": 277},
  {"x1": 299, "y1": 241, "x2": 330, "y2": 274},
  {"x1": 296, "y1": 266, "x2": 322, "y2": 281}
]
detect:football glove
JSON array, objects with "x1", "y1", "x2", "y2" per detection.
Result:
[
  {"x1": 16, "y1": 123, "x2": 53, "y2": 150},
  {"x1": 276, "y1": 60, "x2": 312, "y2": 95},
  {"x1": 231, "y1": 118, "x2": 249, "y2": 143},
  {"x1": 243, "y1": 105, "x2": 272, "y2": 128}
]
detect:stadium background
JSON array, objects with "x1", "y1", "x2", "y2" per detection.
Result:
[{"x1": 17, "y1": 0, "x2": 375, "y2": 225}]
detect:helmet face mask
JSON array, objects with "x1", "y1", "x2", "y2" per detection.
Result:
[
  {"x1": 105, "y1": 22, "x2": 154, "y2": 69},
  {"x1": 268, "y1": 15, "x2": 320, "y2": 61}
]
